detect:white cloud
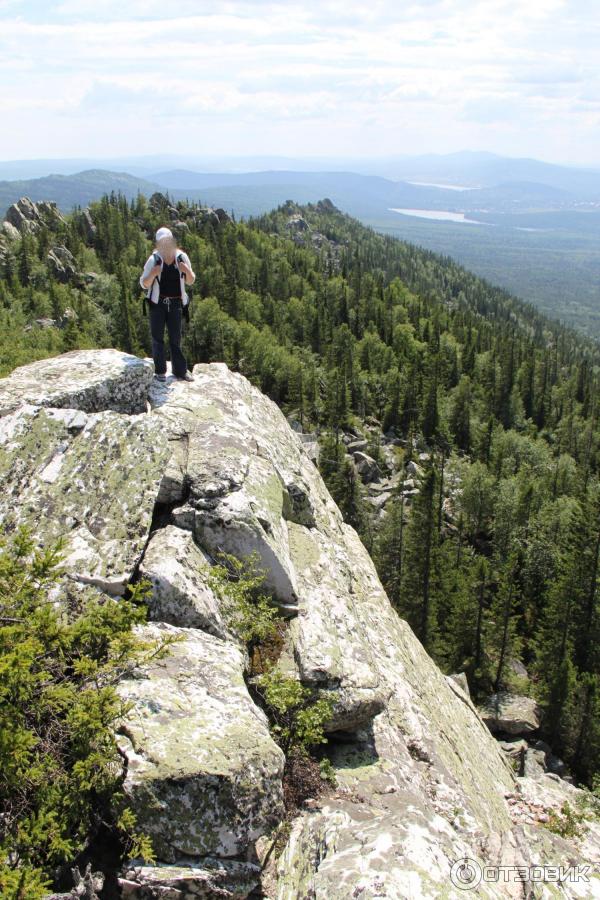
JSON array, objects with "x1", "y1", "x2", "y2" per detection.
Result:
[{"x1": 0, "y1": 0, "x2": 598, "y2": 163}]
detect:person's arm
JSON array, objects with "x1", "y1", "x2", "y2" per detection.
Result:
[
  {"x1": 140, "y1": 255, "x2": 161, "y2": 290},
  {"x1": 179, "y1": 252, "x2": 196, "y2": 286}
]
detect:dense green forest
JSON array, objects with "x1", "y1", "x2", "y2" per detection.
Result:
[
  {"x1": 2, "y1": 189, "x2": 600, "y2": 791},
  {"x1": 376, "y1": 209, "x2": 600, "y2": 339}
]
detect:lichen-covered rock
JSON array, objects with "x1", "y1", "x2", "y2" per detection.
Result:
[
  {"x1": 4, "y1": 349, "x2": 598, "y2": 898},
  {"x1": 0, "y1": 404, "x2": 168, "y2": 595},
  {"x1": 149, "y1": 365, "x2": 389, "y2": 726},
  {"x1": 146, "y1": 361, "x2": 600, "y2": 897},
  {"x1": 0, "y1": 349, "x2": 153, "y2": 416},
  {"x1": 139, "y1": 525, "x2": 230, "y2": 638},
  {"x1": 120, "y1": 858, "x2": 260, "y2": 898},
  {"x1": 479, "y1": 692, "x2": 542, "y2": 735},
  {"x1": 275, "y1": 800, "x2": 500, "y2": 900},
  {"x1": 516, "y1": 773, "x2": 600, "y2": 867},
  {"x1": 117, "y1": 622, "x2": 285, "y2": 863}
]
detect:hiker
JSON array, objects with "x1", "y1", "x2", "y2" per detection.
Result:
[{"x1": 139, "y1": 227, "x2": 195, "y2": 382}]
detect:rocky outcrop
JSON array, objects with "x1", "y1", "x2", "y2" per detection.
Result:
[
  {"x1": 479, "y1": 692, "x2": 542, "y2": 736},
  {"x1": 281, "y1": 200, "x2": 345, "y2": 260},
  {"x1": 47, "y1": 245, "x2": 78, "y2": 283},
  {"x1": 0, "y1": 349, "x2": 153, "y2": 415},
  {"x1": 147, "y1": 192, "x2": 231, "y2": 229},
  {"x1": 117, "y1": 622, "x2": 285, "y2": 863},
  {"x1": 81, "y1": 207, "x2": 97, "y2": 242},
  {"x1": 1, "y1": 220, "x2": 20, "y2": 241},
  {"x1": 4, "y1": 196, "x2": 65, "y2": 234},
  {"x1": 3, "y1": 350, "x2": 600, "y2": 899}
]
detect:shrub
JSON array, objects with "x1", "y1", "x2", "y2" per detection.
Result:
[
  {"x1": 0, "y1": 527, "x2": 160, "y2": 898},
  {"x1": 207, "y1": 551, "x2": 337, "y2": 809},
  {"x1": 254, "y1": 667, "x2": 333, "y2": 755},
  {"x1": 544, "y1": 801, "x2": 587, "y2": 839},
  {"x1": 206, "y1": 551, "x2": 281, "y2": 668}
]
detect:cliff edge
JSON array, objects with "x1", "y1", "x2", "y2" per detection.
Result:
[{"x1": 1, "y1": 349, "x2": 598, "y2": 899}]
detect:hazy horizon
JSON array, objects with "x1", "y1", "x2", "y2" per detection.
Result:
[
  {"x1": 2, "y1": 2, "x2": 599, "y2": 167},
  {"x1": 0, "y1": 150, "x2": 599, "y2": 179}
]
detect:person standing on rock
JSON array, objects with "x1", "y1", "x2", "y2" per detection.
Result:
[{"x1": 140, "y1": 227, "x2": 195, "y2": 382}]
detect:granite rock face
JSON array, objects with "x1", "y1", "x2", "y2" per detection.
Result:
[
  {"x1": 0, "y1": 402, "x2": 167, "y2": 597},
  {"x1": 117, "y1": 622, "x2": 285, "y2": 863},
  {"x1": 0, "y1": 349, "x2": 153, "y2": 415},
  {"x1": 3, "y1": 351, "x2": 599, "y2": 899}
]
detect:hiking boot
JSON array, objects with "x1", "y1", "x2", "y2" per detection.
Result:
[
  {"x1": 154, "y1": 373, "x2": 167, "y2": 382},
  {"x1": 176, "y1": 371, "x2": 194, "y2": 382}
]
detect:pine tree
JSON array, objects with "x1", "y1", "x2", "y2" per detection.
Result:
[
  {"x1": 487, "y1": 553, "x2": 523, "y2": 693},
  {"x1": 449, "y1": 375, "x2": 472, "y2": 451},
  {"x1": 373, "y1": 489, "x2": 407, "y2": 607},
  {"x1": 399, "y1": 461, "x2": 440, "y2": 649},
  {"x1": 421, "y1": 361, "x2": 439, "y2": 444}
]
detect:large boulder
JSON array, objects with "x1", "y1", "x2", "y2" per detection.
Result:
[
  {"x1": 0, "y1": 350, "x2": 164, "y2": 596},
  {"x1": 0, "y1": 403, "x2": 168, "y2": 596},
  {"x1": 117, "y1": 622, "x2": 285, "y2": 863},
  {"x1": 139, "y1": 524, "x2": 230, "y2": 638},
  {"x1": 479, "y1": 692, "x2": 542, "y2": 736},
  {"x1": 120, "y1": 859, "x2": 261, "y2": 898},
  {"x1": 47, "y1": 245, "x2": 78, "y2": 283},
  {"x1": 352, "y1": 449, "x2": 381, "y2": 482},
  {"x1": 0, "y1": 349, "x2": 153, "y2": 416}
]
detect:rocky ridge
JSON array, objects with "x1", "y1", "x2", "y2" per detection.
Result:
[
  {"x1": 0, "y1": 195, "x2": 233, "y2": 292},
  {"x1": 1, "y1": 349, "x2": 599, "y2": 898}
]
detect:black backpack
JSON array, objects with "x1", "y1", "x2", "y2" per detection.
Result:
[{"x1": 142, "y1": 251, "x2": 192, "y2": 321}]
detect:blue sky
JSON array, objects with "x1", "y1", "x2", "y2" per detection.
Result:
[{"x1": 1, "y1": 0, "x2": 599, "y2": 165}]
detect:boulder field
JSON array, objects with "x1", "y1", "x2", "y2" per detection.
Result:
[{"x1": 1, "y1": 349, "x2": 598, "y2": 899}]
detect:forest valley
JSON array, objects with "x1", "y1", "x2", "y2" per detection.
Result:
[{"x1": 2, "y1": 189, "x2": 600, "y2": 790}]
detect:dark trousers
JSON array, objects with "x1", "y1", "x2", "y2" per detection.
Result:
[{"x1": 149, "y1": 297, "x2": 187, "y2": 378}]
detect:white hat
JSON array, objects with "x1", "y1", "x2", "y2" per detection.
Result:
[{"x1": 155, "y1": 227, "x2": 174, "y2": 242}]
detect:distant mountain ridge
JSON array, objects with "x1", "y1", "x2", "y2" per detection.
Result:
[
  {"x1": 0, "y1": 169, "x2": 165, "y2": 215},
  {"x1": 386, "y1": 150, "x2": 600, "y2": 194},
  {"x1": 1, "y1": 149, "x2": 599, "y2": 193},
  {"x1": 2, "y1": 162, "x2": 600, "y2": 339}
]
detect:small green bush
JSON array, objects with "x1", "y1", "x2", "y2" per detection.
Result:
[
  {"x1": 207, "y1": 551, "x2": 336, "y2": 793},
  {"x1": 254, "y1": 667, "x2": 333, "y2": 755},
  {"x1": 0, "y1": 527, "x2": 161, "y2": 897},
  {"x1": 206, "y1": 551, "x2": 279, "y2": 647},
  {"x1": 544, "y1": 801, "x2": 587, "y2": 838},
  {"x1": 319, "y1": 757, "x2": 337, "y2": 786}
]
